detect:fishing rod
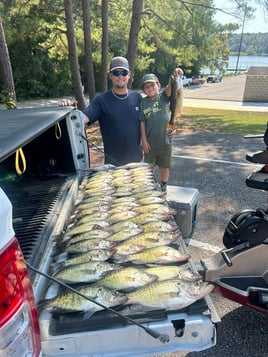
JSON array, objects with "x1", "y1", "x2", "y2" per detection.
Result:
[
  {"x1": 26, "y1": 262, "x2": 170, "y2": 343},
  {"x1": 79, "y1": 132, "x2": 125, "y2": 167}
]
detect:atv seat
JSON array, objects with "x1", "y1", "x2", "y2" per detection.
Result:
[{"x1": 246, "y1": 150, "x2": 268, "y2": 164}]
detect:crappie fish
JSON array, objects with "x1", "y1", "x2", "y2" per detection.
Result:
[
  {"x1": 130, "y1": 212, "x2": 170, "y2": 225},
  {"x1": 130, "y1": 190, "x2": 165, "y2": 199},
  {"x1": 107, "y1": 211, "x2": 139, "y2": 224},
  {"x1": 141, "y1": 221, "x2": 179, "y2": 233},
  {"x1": 119, "y1": 245, "x2": 190, "y2": 264},
  {"x1": 145, "y1": 265, "x2": 201, "y2": 282},
  {"x1": 134, "y1": 203, "x2": 176, "y2": 215},
  {"x1": 110, "y1": 196, "x2": 137, "y2": 204},
  {"x1": 78, "y1": 204, "x2": 111, "y2": 216},
  {"x1": 66, "y1": 221, "x2": 110, "y2": 236},
  {"x1": 39, "y1": 285, "x2": 127, "y2": 315},
  {"x1": 137, "y1": 196, "x2": 166, "y2": 205},
  {"x1": 56, "y1": 249, "x2": 115, "y2": 268},
  {"x1": 53, "y1": 261, "x2": 121, "y2": 284},
  {"x1": 120, "y1": 231, "x2": 180, "y2": 249},
  {"x1": 95, "y1": 266, "x2": 157, "y2": 292},
  {"x1": 116, "y1": 162, "x2": 153, "y2": 170},
  {"x1": 108, "y1": 203, "x2": 140, "y2": 215},
  {"x1": 72, "y1": 212, "x2": 111, "y2": 226},
  {"x1": 114, "y1": 243, "x2": 145, "y2": 256},
  {"x1": 64, "y1": 238, "x2": 115, "y2": 254},
  {"x1": 107, "y1": 227, "x2": 144, "y2": 243},
  {"x1": 127, "y1": 279, "x2": 214, "y2": 311},
  {"x1": 63, "y1": 229, "x2": 112, "y2": 244},
  {"x1": 107, "y1": 220, "x2": 141, "y2": 234},
  {"x1": 80, "y1": 195, "x2": 113, "y2": 205}
]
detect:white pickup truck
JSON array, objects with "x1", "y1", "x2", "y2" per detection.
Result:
[
  {"x1": 181, "y1": 76, "x2": 192, "y2": 86},
  {"x1": 0, "y1": 107, "x2": 219, "y2": 357}
]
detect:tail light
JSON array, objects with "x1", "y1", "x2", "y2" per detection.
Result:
[{"x1": 0, "y1": 237, "x2": 42, "y2": 357}]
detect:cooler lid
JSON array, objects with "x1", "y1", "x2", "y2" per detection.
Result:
[{"x1": 166, "y1": 185, "x2": 199, "y2": 209}]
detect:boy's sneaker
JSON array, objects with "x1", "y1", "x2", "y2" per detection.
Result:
[{"x1": 160, "y1": 182, "x2": 167, "y2": 192}]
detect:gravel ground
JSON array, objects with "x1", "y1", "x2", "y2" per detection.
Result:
[{"x1": 13, "y1": 75, "x2": 268, "y2": 356}]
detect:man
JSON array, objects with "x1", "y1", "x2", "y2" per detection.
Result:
[{"x1": 61, "y1": 56, "x2": 143, "y2": 166}]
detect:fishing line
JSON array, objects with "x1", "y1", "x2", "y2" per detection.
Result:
[
  {"x1": 79, "y1": 132, "x2": 125, "y2": 167},
  {"x1": 26, "y1": 262, "x2": 170, "y2": 343}
]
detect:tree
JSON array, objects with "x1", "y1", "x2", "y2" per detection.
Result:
[
  {"x1": 100, "y1": 0, "x2": 108, "y2": 92},
  {"x1": 126, "y1": 0, "x2": 143, "y2": 88},
  {"x1": 81, "y1": 0, "x2": 95, "y2": 100},
  {"x1": 64, "y1": 0, "x2": 86, "y2": 110},
  {"x1": 0, "y1": 14, "x2": 16, "y2": 108}
]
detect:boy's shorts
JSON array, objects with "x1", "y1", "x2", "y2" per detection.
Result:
[{"x1": 144, "y1": 143, "x2": 172, "y2": 168}]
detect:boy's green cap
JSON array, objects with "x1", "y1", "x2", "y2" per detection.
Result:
[{"x1": 141, "y1": 74, "x2": 159, "y2": 88}]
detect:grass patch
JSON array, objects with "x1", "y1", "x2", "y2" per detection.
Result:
[{"x1": 180, "y1": 107, "x2": 267, "y2": 134}]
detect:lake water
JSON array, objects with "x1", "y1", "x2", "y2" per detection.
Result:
[
  {"x1": 203, "y1": 55, "x2": 268, "y2": 74},
  {"x1": 228, "y1": 55, "x2": 268, "y2": 70}
]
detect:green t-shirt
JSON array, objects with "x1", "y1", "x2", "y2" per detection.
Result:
[{"x1": 140, "y1": 91, "x2": 170, "y2": 148}]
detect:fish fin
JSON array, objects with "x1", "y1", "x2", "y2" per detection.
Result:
[
  {"x1": 83, "y1": 310, "x2": 99, "y2": 319},
  {"x1": 112, "y1": 254, "x2": 128, "y2": 263}
]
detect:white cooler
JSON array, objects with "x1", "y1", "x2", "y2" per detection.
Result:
[{"x1": 166, "y1": 185, "x2": 199, "y2": 238}]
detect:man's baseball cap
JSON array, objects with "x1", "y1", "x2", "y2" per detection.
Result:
[
  {"x1": 141, "y1": 73, "x2": 159, "y2": 88},
  {"x1": 109, "y1": 56, "x2": 129, "y2": 72}
]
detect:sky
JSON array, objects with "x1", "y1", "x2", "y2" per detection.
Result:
[{"x1": 214, "y1": 0, "x2": 267, "y2": 33}]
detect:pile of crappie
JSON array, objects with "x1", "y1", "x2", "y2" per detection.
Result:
[{"x1": 42, "y1": 163, "x2": 213, "y2": 317}]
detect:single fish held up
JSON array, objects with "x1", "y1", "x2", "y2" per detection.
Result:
[
  {"x1": 168, "y1": 75, "x2": 181, "y2": 130},
  {"x1": 118, "y1": 245, "x2": 190, "y2": 264},
  {"x1": 94, "y1": 266, "x2": 157, "y2": 292},
  {"x1": 53, "y1": 261, "x2": 121, "y2": 284},
  {"x1": 39, "y1": 285, "x2": 127, "y2": 316},
  {"x1": 127, "y1": 279, "x2": 214, "y2": 311}
]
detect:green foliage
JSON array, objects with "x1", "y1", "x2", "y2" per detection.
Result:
[
  {"x1": 0, "y1": 90, "x2": 16, "y2": 109},
  {"x1": 0, "y1": 0, "x2": 244, "y2": 100},
  {"x1": 228, "y1": 33, "x2": 268, "y2": 55}
]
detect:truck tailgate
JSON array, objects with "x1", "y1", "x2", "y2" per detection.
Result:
[{"x1": 37, "y1": 164, "x2": 219, "y2": 356}]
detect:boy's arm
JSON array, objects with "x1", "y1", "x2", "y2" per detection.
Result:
[{"x1": 140, "y1": 122, "x2": 150, "y2": 153}]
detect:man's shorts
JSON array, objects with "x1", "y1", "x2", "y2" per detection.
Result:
[{"x1": 144, "y1": 143, "x2": 172, "y2": 168}]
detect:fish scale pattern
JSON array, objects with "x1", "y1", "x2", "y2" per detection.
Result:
[{"x1": 43, "y1": 162, "x2": 213, "y2": 315}]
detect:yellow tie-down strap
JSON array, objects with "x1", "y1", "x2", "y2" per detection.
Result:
[
  {"x1": 15, "y1": 147, "x2": 26, "y2": 175},
  {"x1": 55, "y1": 122, "x2": 62, "y2": 140}
]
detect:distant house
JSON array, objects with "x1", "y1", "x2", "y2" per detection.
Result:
[{"x1": 243, "y1": 66, "x2": 268, "y2": 102}]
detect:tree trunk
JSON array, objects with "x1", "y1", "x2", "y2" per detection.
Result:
[
  {"x1": 126, "y1": 0, "x2": 143, "y2": 88},
  {"x1": 64, "y1": 0, "x2": 86, "y2": 110},
  {"x1": 0, "y1": 14, "x2": 16, "y2": 108},
  {"x1": 81, "y1": 0, "x2": 95, "y2": 101},
  {"x1": 101, "y1": 0, "x2": 108, "y2": 92}
]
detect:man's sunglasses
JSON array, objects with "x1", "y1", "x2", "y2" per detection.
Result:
[{"x1": 112, "y1": 70, "x2": 129, "y2": 77}]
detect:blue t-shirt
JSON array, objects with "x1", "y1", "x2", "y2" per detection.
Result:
[{"x1": 84, "y1": 90, "x2": 143, "y2": 166}]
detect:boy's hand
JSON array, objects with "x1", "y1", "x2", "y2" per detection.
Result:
[
  {"x1": 168, "y1": 129, "x2": 176, "y2": 139},
  {"x1": 59, "y1": 99, "x2": 78, "y2": 108}
]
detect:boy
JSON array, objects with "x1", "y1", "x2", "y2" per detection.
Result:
[{"x1": 140, "y1": 71, "x2": 178, "y2": 192}]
